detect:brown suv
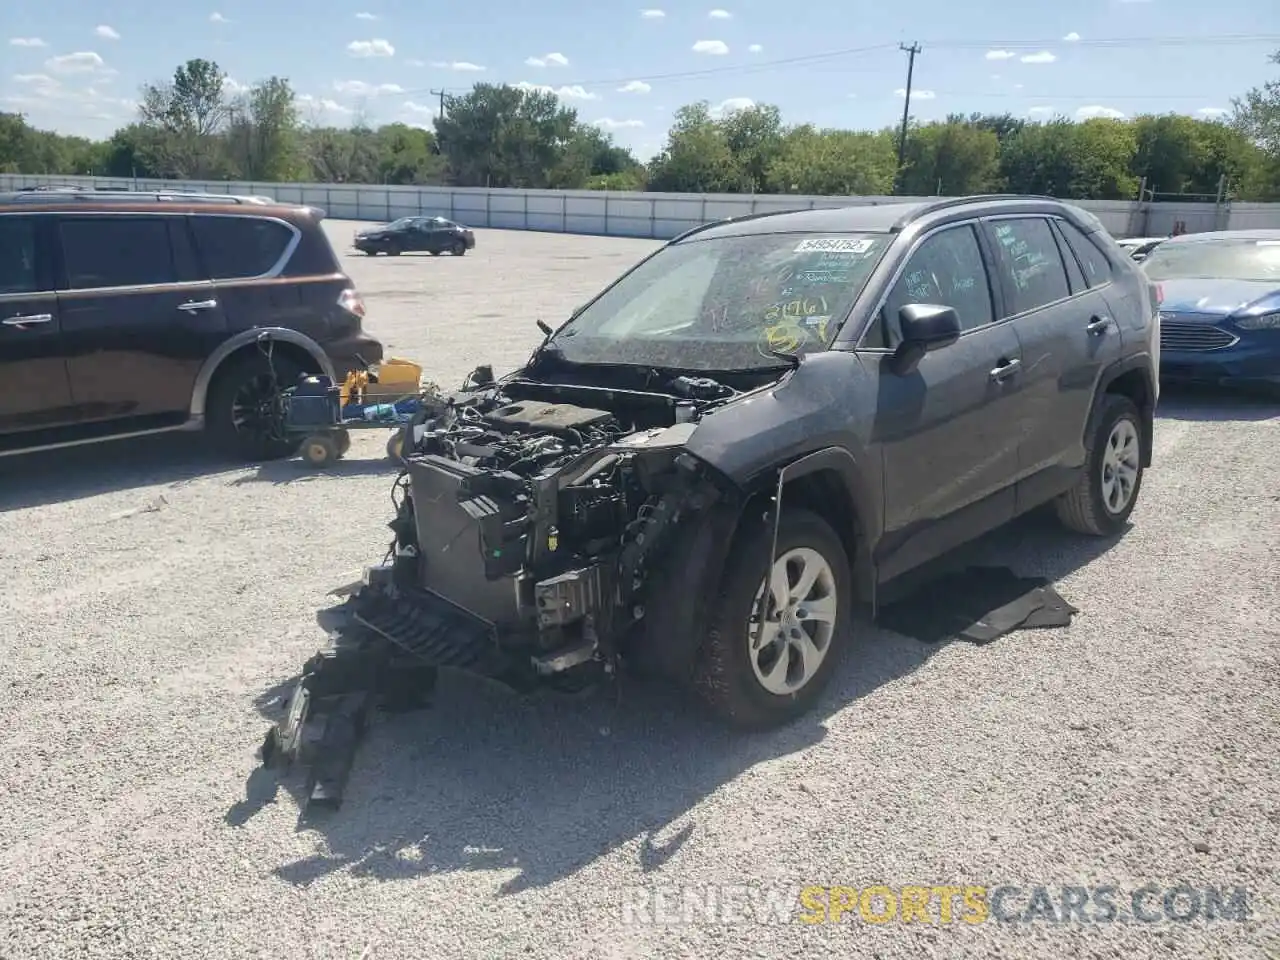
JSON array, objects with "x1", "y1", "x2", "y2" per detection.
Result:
[{"x1": 0, "y1": 188, "x2": 383, "y2": 460}]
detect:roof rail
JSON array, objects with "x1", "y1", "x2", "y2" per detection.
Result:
[
  {"x1": 891, "y1": 193, "x2": 1064, "y2": 230},
  {"x1": 669, "y1": 207, "x2": 803, "y2": 243},
  {"x1": 0, "y1": 187, "x2": 275, "y2": 205}
]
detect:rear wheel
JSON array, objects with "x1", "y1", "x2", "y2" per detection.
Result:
[
  {"x1": 451, "y1": 238, "x2": 466, "y2": 256},
  {"x1": 695, "y1": 507, "x2": 853, "y2": 730},
  {"x1": 205, "y1": 351, "x2": 308, "y2": 461}
]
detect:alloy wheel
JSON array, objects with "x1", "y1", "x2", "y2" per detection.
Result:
[
  {"x1": 1100, "y1": 417, "x2": 1141, "y2": 514},
  {"x1": 747, "y1": 547, "x2": 838, "y2": 696}
]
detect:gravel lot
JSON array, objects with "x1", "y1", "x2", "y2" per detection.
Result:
[{"x1": 1, "y1": 220, "x2": 1278, "y2": 960}]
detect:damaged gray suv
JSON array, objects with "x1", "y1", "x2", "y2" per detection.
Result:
[{"x1": 263, "y1": 196, "x2": 1160, "y2": 807}]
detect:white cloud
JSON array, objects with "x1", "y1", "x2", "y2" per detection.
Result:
[
  {"x1": 1020, "y1": 51, "x2": 1057, "y2": 64},
  {"x1": 526, "y1": 52, "x2": 569, "y2": 67},
  {"x1": 618, "y1": 80, "x2": 651, "y2": 94},
  {"x1": 594, "y1": 118, "x2": 644, "y2": 129},
  {"x1": 514, "y1": 81, "x2": 599, "y2": 100},
  {"x1": 355, "y1": 11, "x2": 378, "y2": 19},
  {"x1": 894, "y1": 88, "x2": 936, "y2": 99},
  {"x1": 990, "y1": 74, "x2": 1002, "y2": 80},
  {"x1": 45, "y1": 52, "x2": 105, "y2": 74},
  {"x1": 347, "y1": 38, "x2": 395, "y2": 57},
  {"x1": 710, "y1": 96, "x2": 754, "y2": 117},
  {"x1": 222, "y1": 77, "x2": 249, "y2": 95},
  {"x1": 985, "y1": 50, "x2": 1016, "y2": 60},
  {"x1": 404, "y1": 101, "x2": 436, "y2": 114},
  {"x1": 640, "y1": 8, "x2": 665, "y2": 17},
  {"x1": 9, "y1": 37, "x2": 48, "y2": 47},
  {"x1": 95, "y1": 25, "x2": 121, "y2": 40},
  {"x1": 333, "y1": 80, "x2": 405, "y2": 95},
  {"x1": 297, "y1": 94, "x2": 353, "y2": 115},
  {"x1": 1076, "y1": 105, "x2": 1125, "y2": 119},
  {"x1": 209, "y1": 12, "x2": 229, "y2": 23},
  {"x1": 13, "y1": 73, "x2": 60, "y2": 96},
  {"x1": 692, "y1": 39, "x2": 729, "y2": 55},
  {"x1": 1196, "y1": 107, "x2": 1230, "y2": 119},
  {"x1": 747, "y1": 43, "x2": 762, "y2": 53},
  {"x1": 1063, "y1": 31, "x2": 1081, "y2": 41},
  {"x1": 405, "y1": 58, "x2": 425, "y2": 67},
  {"x1": 431, "y1": 60, "x2": 485, "y2": 71},
  {"x1": 708, "y1": 8, "x2": 732, "y2": 17},
  {"x1": 1028, "y1": 106, "x2": 1054, "y2": 116}
]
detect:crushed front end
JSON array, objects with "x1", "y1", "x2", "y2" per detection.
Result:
[{"x1": 261, "y1": 365, "x2": 754, "y2": 810}]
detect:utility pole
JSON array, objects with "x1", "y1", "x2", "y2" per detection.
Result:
[
  {"x1": 430, "y1": 89, "x2": 448, "y2": 120},
  {"x1": 895, "y1": 42, "x2": 921, "y2": 195}
]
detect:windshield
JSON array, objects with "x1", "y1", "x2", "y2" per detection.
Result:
[
  {"x1": 545, "y1": 232, "x2": 892, "y2": 371},
  {"x1": 1142, "y1": 238, "x2": 1280, "y2": 282}
]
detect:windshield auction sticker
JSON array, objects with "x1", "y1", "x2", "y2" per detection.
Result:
[{"x1": 794, "y1": 237, "x2": 876, "y2": 254}]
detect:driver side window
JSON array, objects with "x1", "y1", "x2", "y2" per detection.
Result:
[{"x1": 869, "y1": 224, "x2": 995, "y2": 348}]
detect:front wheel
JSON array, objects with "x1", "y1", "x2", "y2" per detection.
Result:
[
  {"x1": 1054, "y1": 393, "x2": 1145, "y2": 536},
  {"x1": 451, "y1": 238, "x2": 466, "y2": 256},
  {"x1": 695, "y1": 506, "x2": 852, "y2": 730}
]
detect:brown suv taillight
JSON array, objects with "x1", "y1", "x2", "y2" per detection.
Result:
[{"x1": 338, "y1": 287, "x2": 366, "y2": 319}]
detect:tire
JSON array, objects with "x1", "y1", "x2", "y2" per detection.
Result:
[
  {"x1": 429, "y1": 249, "x2": 442, "y2": 257},
  {"x1": 694, "y1": 506, "x2": 853, "y2": 731},
  {"x1": 205, "y1": 351, "x2": 308, "y2": 462},
  {"x1": 386, "y1": 245, "x2": 401, "y2": 256},
  {"x1": 451, "y1": 238, "x2": 466, "y2": 256},
  {"x1": 1054, "y1": 393, "x2": 1145, "y2": 536}
]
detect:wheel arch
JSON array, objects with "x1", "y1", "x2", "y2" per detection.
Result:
[
  {"x1": 190, "y1": 328, "x2": 335, "y2": 421},
  {"x1": 1090, "y1": 355, "x2": 1157, "y2": 468}
]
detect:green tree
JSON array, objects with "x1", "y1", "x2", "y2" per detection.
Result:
[
  {"x1": 433, "y1": 83, "x2": 583, "y2": 188},
  {"x1": 137, "y1": 57, "x2": 232, "y2": 177},
  {"x1": 897, "y1": 120, "x2": 1002, "y2": 196},
  {"x1": 718, "y1": 103, "x2": 785, "y2": 191},
  {"x1": 224, "y1": 77, "x2": 303, "y2": 181},
  {"x1": 645, "y1": 102, "x2": 748, "y2": 193},
  {"x1": 766, "y1": 125, "x2": 897, "y2": 195},
  {"x1": 1230, "y1": 49, "x2": 1280, "y2": 199}
]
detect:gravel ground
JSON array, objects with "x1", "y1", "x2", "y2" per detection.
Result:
[{"x1": 1, "y1": 220, "x2": 1278, "y2": 960}]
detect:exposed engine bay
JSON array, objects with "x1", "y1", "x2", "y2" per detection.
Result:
[{"x1": 260, "y1": 360, "x2": 784, "y2": 810}]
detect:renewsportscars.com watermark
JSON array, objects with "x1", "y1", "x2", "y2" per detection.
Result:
[{"x1": 619, "y1": 884, "x2": 1253, "y2": 926}]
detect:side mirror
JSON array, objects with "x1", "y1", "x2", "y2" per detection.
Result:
[{"x1": 889, "y1": 303, "x2": 961, "y2": 375}]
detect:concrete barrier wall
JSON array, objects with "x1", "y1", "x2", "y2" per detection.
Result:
[{"x1": 4, "y1": 172, "x2": 1277, "y2": 239}]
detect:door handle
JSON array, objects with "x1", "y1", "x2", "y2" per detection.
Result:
[
  {"x1": 1086, "y1": 315, "x2": 1113, "y2": 335},
  {"x1": 177, "y1": 299, "x2": 218, "y2": 313},
  {"x1": 989, "y1": 358, "x2": 1021, "y2": 382},
  {"x1": 2, "y1": 313, "x2": 53, "y2": 327}
]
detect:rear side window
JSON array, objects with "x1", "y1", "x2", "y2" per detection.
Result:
[
  {"x1": 1056, "y1": 219, "x2": 1113, "y2": 289},
  {"x1": 191, "y1": 216, "x2": 295, "y2": 280},
  {"x1": 0, "y1": 217, "x2": 39, "y2": 295},
  {"x1": 988, "y1": 218, "x2": 1071, "y2": 316},
  {"x1": 58, "y1": 217, "x2": 177, "y2": 289}
]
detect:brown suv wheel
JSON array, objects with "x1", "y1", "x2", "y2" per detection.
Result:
[{"x1": 206, "y1": 352, "x2": 310, "y2": 461}]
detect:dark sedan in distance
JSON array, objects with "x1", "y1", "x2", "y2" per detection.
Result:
[
  {"x1": 1141, "y1": 229, "x2": 1280, "y2": 391},
  {"x1": 353, "y1": 216, "x2": 475, "y2": 256}
]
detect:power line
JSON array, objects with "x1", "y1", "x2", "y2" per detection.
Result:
[{"x1": 391, "y1": 33, "x2": 1280, "y2": 99}]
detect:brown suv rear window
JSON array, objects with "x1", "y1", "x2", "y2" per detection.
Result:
[{"x1": 190, "y1": 215, "x2": 297, "y2": 280}]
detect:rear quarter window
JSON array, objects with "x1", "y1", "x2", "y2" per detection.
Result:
[
  {"x1": 191, "y1": 216, "x2": 295, "y2": 280},
  {"x1": 1056, "y1": 219, "x2": 1114, "y2": 289}
]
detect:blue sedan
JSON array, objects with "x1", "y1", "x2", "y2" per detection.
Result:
[{"x1": 1141, "y1": 229, "x2": 1280, "y2": 390}]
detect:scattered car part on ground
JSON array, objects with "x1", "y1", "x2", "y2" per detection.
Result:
[
  {"x1": 0, "y1": 188, "x2": 384, "y2": 461},
  {"x1": 352, "y1": 216, "x2": 476, "y2": 256},
  {"x1": 259, "y1": 194, "x2": 1160, "y2": 810},
  {"x1": 1141, "y1": 229, "x2": 1280, "y2": 391}
]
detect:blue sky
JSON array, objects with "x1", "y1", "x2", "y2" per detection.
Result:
[{"x1": 4, "y1": 0, "x2": 1279, "y2": 160}]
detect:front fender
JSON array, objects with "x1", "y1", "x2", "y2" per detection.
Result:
[{"x1": 189, "y1": 328, "x2": 336, "y2": 420}]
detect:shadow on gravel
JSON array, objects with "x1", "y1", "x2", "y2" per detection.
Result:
[
  {"x1": 229, "y1": 505, "x2": 1125, "y2": 895},
  {"x1": 0, "y1": 432, "x2": 403, "y2": 511},
  {"x1": 0, "y1": 433, "x2": 231, "y2": 512},
  {"x1": 1156, "y1": 383, "x2": 1280, "y2": 422}
]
